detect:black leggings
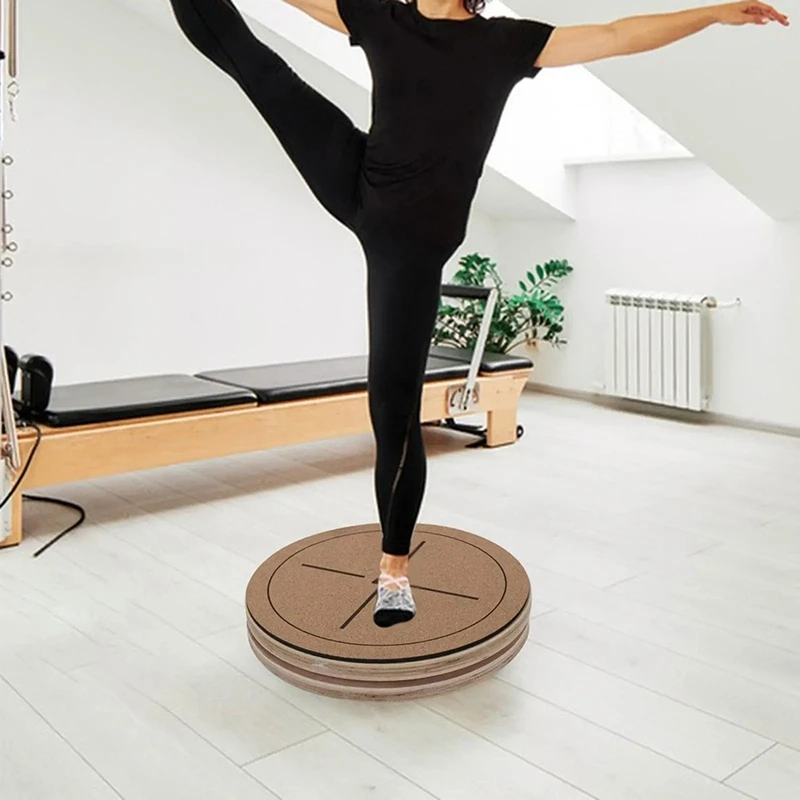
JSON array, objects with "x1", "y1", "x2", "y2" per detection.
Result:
[{"x1": 169, "y1": 0, "x2": 451, "y2": 556}]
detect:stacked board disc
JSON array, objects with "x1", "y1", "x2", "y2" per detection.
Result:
[{"x1": 245, "y1": 523, "x2": 531, "y2": 700}]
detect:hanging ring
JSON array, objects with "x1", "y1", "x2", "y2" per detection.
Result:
[
  {"x1": 5, "y1": 241, "x2": 17, "y2": 252},
  {"x1": 1, "y1": 257, "x2": 12, "y2": 267},
  {"x1": 1, "y1": 291, "x2": 13, "y2": 301},
  {"x1": 3, "y1": 224, "x2": 13, "y2": 234},
  {"x1": 2, "y1": 190, "x2": 13, "y2": 200},
  {"x1": 2, "y1": 156, "x2": 12, "y2": 166}
]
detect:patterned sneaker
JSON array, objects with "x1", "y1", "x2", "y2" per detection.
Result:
[{"x1": 374, "y1": 574, "x2": 416, "y2": 628}]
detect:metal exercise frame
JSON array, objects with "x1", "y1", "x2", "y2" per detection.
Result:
[
  {"x1": 0, "y1": 0, "x2": 19, "y2": 543},
  {"x1": 430, "y1": 283, "x2": 524, "y2": 448}
]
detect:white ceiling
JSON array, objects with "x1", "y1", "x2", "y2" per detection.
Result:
[
  {"x1": 506, "y1": 0, "x2": 800, "y2": 221},
  {"x1": 108, "y1": 0, "x2": 574, "y2": 221}
]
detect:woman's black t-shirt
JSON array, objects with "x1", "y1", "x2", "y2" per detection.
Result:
[{"x1": 336, "y1": 0, "x2": 554, "y2": 250}]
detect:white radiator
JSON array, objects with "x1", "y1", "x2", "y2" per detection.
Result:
[{"x1": 604, "y1": 290, "x2": 711, "y2": 411}]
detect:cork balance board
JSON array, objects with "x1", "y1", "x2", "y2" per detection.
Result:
[{"x1": 245, "y1": 523, "x2": 531, "y2": 700}]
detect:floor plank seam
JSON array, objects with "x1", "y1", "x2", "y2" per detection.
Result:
[
  {"x1": 239, "y1": 729, "x2": 330, "y2": 769},
  {"x1": 719, "y1": 741, "x2": 780, "y2": 785},
  {"x1": 52, "y1": 529, "x2": 249, "y2": 618},
  {"x1": 563, "y1": 590, "x2": 800, "y2": 663},
  {"x1": 317, "y1": 731, "x2": 443, "y2": 800},
  {"x1": 601, "y1": 587, "x2": 800, "y2": 658},
  {"x1": 561, "y1": 605, "x2": 800, "y2": 700},
  {"x1": 72, "y1": 662, "x2": 283, "y2": 793},
  {"x1": 420, "y1": 699, "x2": 601, "y2": 800},
  {"x1": 0, "y1": 673, "x2": 127, "y2": 800},
  {"x1": 514, "y1": 637, "x2": 783, "y2": 750},
  {"x1": 83, "y1": 524, "x2": 249, "y2": 604},
  {"x1": 491, "y1": 670, "x2": 768, "y2": 788},
  {"x1": 127, "y1": 500, "x2": 291, "y2": 567},
  {"x1": 193, "y1": 636, "x2": 443, "y2": 800},
  {"x1": 600, "y1": 573, "x2": 644, "y2": 590}
]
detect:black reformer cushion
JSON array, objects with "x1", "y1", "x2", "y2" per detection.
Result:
[
  {"x1": 24, "y1": 348, "x2": 531, "y2": 429},
  {"x1": 428, "y1": 345, "x2": 533, "y2": 373},
  {"x1": 19, "y1": 374, "x2": 257, "y2": 428},
  {"x1": 196, "y1": 354, "x2": 471, "y2": 404}
]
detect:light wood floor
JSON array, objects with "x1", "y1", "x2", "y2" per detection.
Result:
[{"x1": 2, "y1": 391, "x2": 799, "y2": 800}]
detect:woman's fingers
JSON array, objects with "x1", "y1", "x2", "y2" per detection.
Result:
[
  {"x1": 718, "y1": 1, "x2": 790, "y2": 26},
  {"x1": 745, "y1": 2, "x2": 790, "y2": 25}
]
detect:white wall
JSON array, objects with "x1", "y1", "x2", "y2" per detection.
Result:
[
  {"x1": 5, "y1": 0, "x2": 497, "y2": 384},
  {"x1": 496, "y1": 158, "x2": 800, "y2": 429}
]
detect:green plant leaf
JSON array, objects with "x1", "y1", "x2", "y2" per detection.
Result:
[{"x1": 433, "y1": 253, "x2": 574, "y2": 354}]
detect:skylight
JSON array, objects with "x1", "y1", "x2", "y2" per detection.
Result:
[{"x1": 546, "y1": 67, "x2": 691, "y2": 164}]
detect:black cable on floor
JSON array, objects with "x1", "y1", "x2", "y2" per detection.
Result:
[{"x1": 26, "y1": 494, "x2": 87, "y2": 557}]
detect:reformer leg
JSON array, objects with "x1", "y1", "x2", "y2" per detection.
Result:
[
  {"x1": 486, "y1": 407, "x2": 521, "y2": 448},
  {"x1": 0, "y1": 473, "x2": 22, "y2": 548}
]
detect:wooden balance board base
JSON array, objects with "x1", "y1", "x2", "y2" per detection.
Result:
[{"x1": 245, "y1": 523, "x2": 531, "y2": 700}]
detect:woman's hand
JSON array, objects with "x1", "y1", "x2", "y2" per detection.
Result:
[{"x1": 713, "y1": 2, "x2": 790, "y2": 25}]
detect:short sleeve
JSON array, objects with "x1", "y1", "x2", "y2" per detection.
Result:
[
  {"x1": 492, "y1": 17, "x2": 555, "y2": 80},
  {"x1": 336, "y1": 0, "x2": 388, "y2": 47}
]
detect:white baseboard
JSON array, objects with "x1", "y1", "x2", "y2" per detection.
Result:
[{"x1": 524, "y1": 382, "x2": 800, "y2": 440}]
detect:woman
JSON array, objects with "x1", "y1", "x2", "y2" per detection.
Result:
[{"x1": 167, "y1": 0, "x2": 787, "y2": 627}]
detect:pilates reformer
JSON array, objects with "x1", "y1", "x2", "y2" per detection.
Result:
[{"x1": 1, "y1": 283, "x2": 533, "y2": 551}]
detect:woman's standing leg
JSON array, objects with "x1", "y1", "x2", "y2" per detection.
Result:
[
  {"x1": 168, "y1": 0, "x2": 364, "y2": 229},
  {"x1": 363, "y1": 231, "x2": 447, "y2": 626}
]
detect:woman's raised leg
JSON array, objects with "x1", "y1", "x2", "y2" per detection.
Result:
[{"x1": 168, "y1": 0, "x2": 364, "y2": 229}]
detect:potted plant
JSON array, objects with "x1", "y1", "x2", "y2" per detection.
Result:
[{"x1": 433, "y1": 252, "x2": 574, "y2": 354}]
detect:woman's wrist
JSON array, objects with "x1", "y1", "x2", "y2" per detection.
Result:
[{"x1": 706, "y1": 5, "x2": 727, "y2": 26}]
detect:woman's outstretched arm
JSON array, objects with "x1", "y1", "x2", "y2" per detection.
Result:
[{"x1": 536, "y1": 1, "x2": 790, "y2": 68}]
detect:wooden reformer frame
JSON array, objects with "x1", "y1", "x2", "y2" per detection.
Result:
[{"x1": 1, "y1": 366, "x2": 531, "y2": 548}]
